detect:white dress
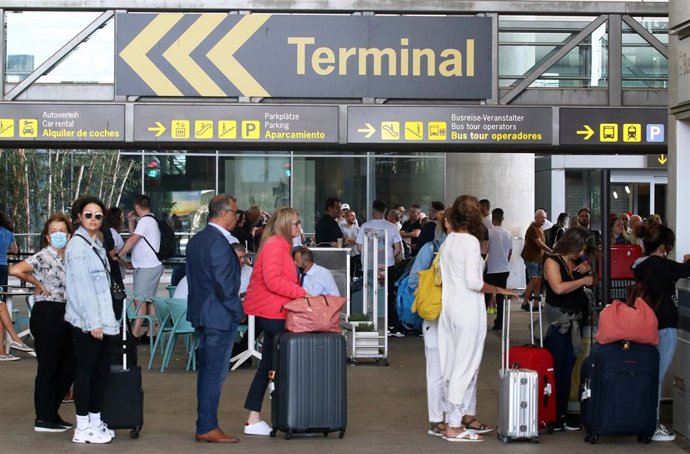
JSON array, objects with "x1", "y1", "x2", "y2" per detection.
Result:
[{"x1": 438, "y1": 232, "x2": 487, "y2": 427}]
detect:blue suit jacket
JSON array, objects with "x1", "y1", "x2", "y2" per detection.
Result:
[{"x1": 185, "y1": 224, "x2": 243, "y2": 330}]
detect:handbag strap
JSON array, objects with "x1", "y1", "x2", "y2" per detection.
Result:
[{"x1": 74, "y1": 234, "x2": 112, "y2": 286}]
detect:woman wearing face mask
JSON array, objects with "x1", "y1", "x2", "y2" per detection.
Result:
[
  {"x1": 65, "y1": 196, "x2": 119, "y2": 444},
  {"x1": 11, "y1": 213, "x2": 74, "y2": 433}
]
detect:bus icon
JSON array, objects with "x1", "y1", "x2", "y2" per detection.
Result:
[{"x1": 600, "y1": 123, "x2": 618, "y2": 142}]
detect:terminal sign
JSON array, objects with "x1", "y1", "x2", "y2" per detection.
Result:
[
  {"x1": 560, "y1": 108, "x2": 667, "y2": 146},
  {"x1": 134, "y1": 105, "x2": 338, "y2": 143},
  {"x1": 116, "y1": 14, "x2": 491, "y2": 99},
  {"x1": 0, "y1": 104, "x2": 124, "y2": 142},
  {"x1": 348, "y1": 106, "x2": 552, "y2": 145}
]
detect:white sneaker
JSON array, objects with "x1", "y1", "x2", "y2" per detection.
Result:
[
  {"x1": 10, "y1": 341, "x2": 34, "y2": 353},
  {"x1": 0, "y1": 353, "x2": 20, "y2": 362},
  {"x1": 651, "y1": 424, "x2": 676, "y2": 442},
  {"x1": 72, "y1": 427, "x2": 112, "y2": 444},
  {"x1": 244, "y1": 420, "x2": 272, "y2": 436},
  {"x1": 95, "y1": 422, "x2": 115, "y2": 439}
]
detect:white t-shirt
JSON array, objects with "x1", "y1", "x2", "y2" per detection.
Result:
[
  {"x1": 356, "y1": 219, "x2": 402, "y2": 268},
  {"x1": 487, "y1": 226, "x2": 513, "y2": 274},
  {"x1": 340, "y1": 223, "x2": 360, "y2": 255},
  {"x1": 132, "y1": 214, "x2": 161, "y2": 269}
]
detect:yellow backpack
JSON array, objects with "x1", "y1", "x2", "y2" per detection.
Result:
[{"x1": 411, "y1": 246, "x2": 443, "y2": 320}]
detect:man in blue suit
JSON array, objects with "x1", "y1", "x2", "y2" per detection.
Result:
[{"x1": 186, "y1": 195, "x2": 244, "y2": 443}]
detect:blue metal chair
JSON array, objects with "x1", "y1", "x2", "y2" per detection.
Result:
[
  {"x1": 124, "y1": 290, "x2": 156, "y2": 354},
  {"x1": 161, "y1": 298, "x2": 197, "y2": 372},
  {"x1": 147, "y1": 296, "x2": 174, "y2": 370}
]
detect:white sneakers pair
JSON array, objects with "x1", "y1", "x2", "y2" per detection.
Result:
[
  {"x1": 243, "y1": 420, "x2": 272, "y2": 436},
  {"x1": 72, "y1": 423, "x2": 115, "y2": 444}
]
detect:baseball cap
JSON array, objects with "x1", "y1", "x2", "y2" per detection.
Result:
[{"x1": 341, "y1": 203, "x2": 351, "y2": 211}]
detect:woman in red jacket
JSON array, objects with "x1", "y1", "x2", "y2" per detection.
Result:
[{"x1": 242, "y1": 207, "x2": 311, "y2": 436}]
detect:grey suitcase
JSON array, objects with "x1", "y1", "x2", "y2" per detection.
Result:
[
  {"x1": 269, "y1": 332, "x2": 347, "y2": 440},
  {"x1": 498, "y1": 297, "x2": 539, "y2": 443}
]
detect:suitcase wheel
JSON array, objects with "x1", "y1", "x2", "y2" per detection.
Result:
[
  {"x1": 546, "y1": 423, "x2": 554, "y2": 434},
  {"x1": 270, "y1": 428, "x2": 277, "y2": 438},
  {"x1": 531, "y1": 437, "x2": 539, "y2": 443},
  {"x1": 339, "y1": 429, "x2": 346, "y2": 439},
  {"x1": 323, "y1": 432, "x2": 329, "y2": 437},
  {"x1": 130, "y1": 428, "x2": 140, "y2": 439},
  {"x1": 497, "y1": 434, "x2": 511, "y2": 443},
  {"x1": 285, "y1": 430, "x2": 292, "y2": 440},
  {"x1": 637, "y1": 435, "x2": 651, "y2": 444},
  {"x1": 589, "y1": 433, "x2": 599, "y2": 444}
]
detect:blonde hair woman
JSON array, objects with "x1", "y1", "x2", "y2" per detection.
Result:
[{"x1": 241, "y1": 208, "x2": 312, "y2": 436}]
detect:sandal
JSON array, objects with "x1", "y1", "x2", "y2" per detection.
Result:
[
  {"x1": 462, "y1": 417, "x2": 494, "y2": 434},
  {"x1": 443, "y1": 430, "x2": 483, "y2": 443},
  {"x1": 427, "y1": 422, "x2": 446, "y2": 437}
]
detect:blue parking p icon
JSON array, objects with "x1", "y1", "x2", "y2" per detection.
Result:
[{"x1": 646, "y1": 124, "x2": 664, "y2": 143}]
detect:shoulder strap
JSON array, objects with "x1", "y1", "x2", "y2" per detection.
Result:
[
  {"x1": 74, "y1": 234, "x2": 111, "y2": 278},
  {"x1": 138, "y1": 213, "x2": 159, "y2": 255},
  {"x1": 550, "y1": 254, "x2": 574, "y2": 280}
]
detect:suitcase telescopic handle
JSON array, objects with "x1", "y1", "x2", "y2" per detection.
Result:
[
  {"x1": 501, "y1": 296, "x2": 512, "y2": 373},
  {"x1": 121, "y1": 296, "x2": 128, "y2": 370},
  {"x1": 528, "y1": 294, "x2": 545, "y2": 348}
]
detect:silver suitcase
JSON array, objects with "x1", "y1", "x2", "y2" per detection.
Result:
[{"x1": 497, "y1": 297, "x2": 539, "y2": 443}]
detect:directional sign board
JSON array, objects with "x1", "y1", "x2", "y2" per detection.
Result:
[
  {"x1": 0, "y1": 104, "x2": 124, "y2": 142},
  {"x1": 134, "y1": 105, "x2": 338, "y2": 143},
  {"x1": 348, "y1": 106, "x2": 552, "y2": 144},
  {"x1": 560, "y1": 108, "x2": 667, "y2": 146},
  {"x1": 116, "y1": 14, "x2": 492, "y2": 100}
]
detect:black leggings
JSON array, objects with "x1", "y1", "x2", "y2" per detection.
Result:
[
  {"x1": 244, "y1": 317, "x2": 285, "y2": 412},
  {"x1": 31, "y1": 301, "x2": 74, "y2": 422},
  {"x1": 72, "y1": 328, "x2": 111, "y2": 416}
]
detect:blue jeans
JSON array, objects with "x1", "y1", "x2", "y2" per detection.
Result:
[
  {"x1": 196, "y1": 326, "x2": 237, "y2": 434},
  {"x1": 543, "y1": 324, "x2": 575, "y2": 420},
  {"x1": 656, "y1": 328, "x2": 677, "y2": 421}
]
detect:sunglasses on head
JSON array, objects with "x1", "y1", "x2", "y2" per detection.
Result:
[{"x1": 83, "y1": 211, "x2": 103, "y2": 221}]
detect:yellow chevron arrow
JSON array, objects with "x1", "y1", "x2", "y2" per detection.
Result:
[
  {"x1": 207, "y1": 14, "x2": 271, "y2": 97},
  {"x1": 658, "y1": 154, "x2": 668, "y2": 165},
  {"x1": 119, "y1": 13, "x2": 184, "y2": 96},
  {"x1": 162, "y1": 14, "x2": 226, "y2": 97}
]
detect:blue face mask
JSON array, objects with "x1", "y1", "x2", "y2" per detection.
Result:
[{"x1": 50, "y1": 232, "x2": 68, "y2": 249}]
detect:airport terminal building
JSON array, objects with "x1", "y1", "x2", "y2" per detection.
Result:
[{"x1": 0, "y1": 0, "x2": 675, "y2": 244}]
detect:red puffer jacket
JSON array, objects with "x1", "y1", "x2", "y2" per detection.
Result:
[{"x1": 243, "y1": 235, "x2": 306, "y2": 319}]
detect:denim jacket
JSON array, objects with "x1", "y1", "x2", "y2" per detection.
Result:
[{"x1": 65, "y1": 226, "x2": 119, "y2": 335}]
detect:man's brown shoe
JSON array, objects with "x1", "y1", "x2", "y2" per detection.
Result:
[{"x1": 195, "y1": 428, "x2": 239, "y2": 443}]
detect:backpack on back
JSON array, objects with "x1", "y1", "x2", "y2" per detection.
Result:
[
  {"x1": 142, "y1": 214, "x2": 176, "y2": 261},
  {"x1": 395, "y1": 240, "x2": 441, "y2": 330}
]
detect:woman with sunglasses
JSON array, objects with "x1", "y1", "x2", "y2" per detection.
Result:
[
  {"x1": 241, "y1": 207, "x2": 312, "y2": 436},
  {"x1": 65, "y1": 196, "x2": 119, "y2": 444}
]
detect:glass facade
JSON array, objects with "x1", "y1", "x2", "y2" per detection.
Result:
[{"x1": 0, "y1": 150, "x2": 445, "y2": 247}]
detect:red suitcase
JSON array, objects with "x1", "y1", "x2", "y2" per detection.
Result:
[
  {"x1": 610, "y1": 244, "x2": 642, "y2": 279},
  {"x1": 507, "y1": 296, "x2": 557, "y2": 432}
]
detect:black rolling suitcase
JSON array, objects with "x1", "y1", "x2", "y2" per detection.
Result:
[
  {"x1": 580, "y1": 342, "x2": 659, "y2": 444},
  {"x1": 270, "y1": 332, "x2": 347, "y2": 439},
  {"x1": 101, "y1": 305, "x2": 144, "y2": 439}
]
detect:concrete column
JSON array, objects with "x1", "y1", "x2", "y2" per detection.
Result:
[{"x1": 445, "y1": 152, "x2": 535, "y2": 238}]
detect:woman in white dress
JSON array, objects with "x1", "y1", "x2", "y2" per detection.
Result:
[{"x1": 439, "y1": 195, "x2": 516, "y2": 442}]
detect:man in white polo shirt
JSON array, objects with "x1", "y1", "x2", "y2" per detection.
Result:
[{"x1": 116, "y1": 194, "x2": 164, "y2": 342}]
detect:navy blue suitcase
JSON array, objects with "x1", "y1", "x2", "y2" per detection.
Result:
[
  {"x1": 270, "y1": 332, "x2": 347, "y2": 439},
  {"x1": 580, "y1": 342, "x2": 659, "y2": 444}
]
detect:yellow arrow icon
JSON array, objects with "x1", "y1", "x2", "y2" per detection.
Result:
[
  {"x1": 207, "y1": 15, "x2": 271, "y2": 97},
  {"x1": 358, "y1": 123, "x2": 376, "y2": 138},
  {"x1": 147, "y1": 121, "x2": 167, "y2": 137},
  {"x1": 576, "y1": 124, "x2": 594, "y2": 140},
  {"x1": 658, "y1": 154, "x2": 668, "y2": 165},
  {"x1": 119, "y1": 13, "x2": 184, "y2": 96},
  {"x1": 162, "y1": 14, "x2": 227, "y2": 96}
]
